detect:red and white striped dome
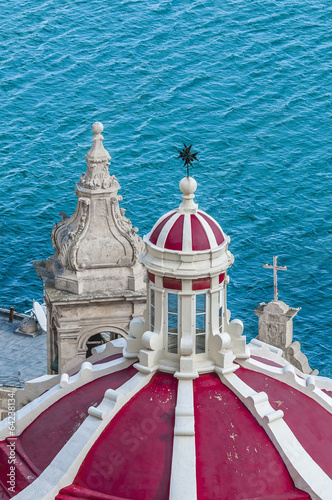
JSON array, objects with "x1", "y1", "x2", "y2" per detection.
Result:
[
  {"x1": 148, "y1": 209, "x2": 225, "y2": 252},
  {"x1": 147, "y1": 177, "x2": 226, "y2": 252}
]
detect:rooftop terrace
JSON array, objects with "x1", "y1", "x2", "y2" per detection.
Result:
[{"x1": 0, "y1": 309, "x2": 47, "y2": 387}]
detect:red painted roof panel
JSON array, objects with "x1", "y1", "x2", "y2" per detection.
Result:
[
  {"x1": 194, "y1": 373, "x2": 309, "y2": 500},
  {"x1": 191, "y1": 214, "x2": 210, "y2": 251},
  {"x1": 70, "y1": 372, "x2": 177, "y2": 500},
  {"x1": 165, "y1": 215, "x2": 184, "y2": 251},
  {"x1": 237, "y1": 367, "x2": 332, "y2": 480}
]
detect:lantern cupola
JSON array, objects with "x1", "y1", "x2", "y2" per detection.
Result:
[{"x1": 125, "y1": 177, "x2": 249, "y2": 378}]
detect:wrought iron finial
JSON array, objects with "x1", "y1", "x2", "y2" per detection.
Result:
[{"x1": 177, "y1": 143, "x2": 199, "y2": 177}]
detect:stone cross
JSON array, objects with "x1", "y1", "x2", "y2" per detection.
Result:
[{"x1": 263, "y1": 256, "x2": 287, "y2": 301}]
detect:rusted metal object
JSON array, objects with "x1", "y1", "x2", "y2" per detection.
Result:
[{"x1": 9, "y1": 307, "x2": 14, "y2": 323}]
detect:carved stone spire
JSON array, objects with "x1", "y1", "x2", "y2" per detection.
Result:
[
  {"x1": 46, "y1": 122, "x2": 145, "y2": 294},
  {"x1": 79, "y1": 122, "x2": 115, "y2": 191}
]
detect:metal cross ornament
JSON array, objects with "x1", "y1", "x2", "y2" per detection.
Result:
[
  {"x1": 263, "y1": 256, "x2": 287, "y2": 302},
  {"x1": 177, "y1": 143, "x2": 199, "y2": 177}
]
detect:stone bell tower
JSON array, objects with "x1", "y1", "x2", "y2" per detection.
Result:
[{"x1": 34, "y1": 122, "x2": 146, "y2": 373}]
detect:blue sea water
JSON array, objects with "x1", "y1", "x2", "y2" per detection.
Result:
[{"x1": 0, "y1": 0, "x2": 331, "y2": 375}]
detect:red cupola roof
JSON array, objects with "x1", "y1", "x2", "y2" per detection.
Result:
[
  {"x1": 149, "y1": 209, "x2": 225, "y2": 252},
  {"x1": 147, "y1": 177, "x2": 226, "y2": 253}
]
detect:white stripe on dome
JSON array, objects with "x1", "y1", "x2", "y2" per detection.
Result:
[
  {"x1": 238, "y1": 356, "x2": 332, "y2": 415},
  {"x1": 198, "y1": 209, "x2": 224, "y2": 234},
  {"x1": 156, "y1": 212, "x2": 179, "y2": 248},
  {"x1": 0, "y1": 354, "x2": 133, "y2": 440},
  {"x1": 195, "y1": 212, "x2": 218, "y2": 249},
  {"x1": 169, "y1": 379, "x2": 197, "y2": 500},
  {"x1": 148, "y1": 209, "x2": 177, "y2": 239},
  {"x1": 182, "y1": 214, "x2": 192, "y2": 252}
]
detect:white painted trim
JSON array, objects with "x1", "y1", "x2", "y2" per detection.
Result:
[
  {"x1": 237, "y1": 357, "x2": 332, "y2": 415},
  {"x1": 0, "y1": 356, "x2": 135, "y2": 440},
  {"x1": 182, "y1": 213, "x2": 192, "y2": 252},
  {"x1": 13, "y1": 371, "x2": 153, "y2": 500},
  {"x1": 195, "y1": 212, "x2": 217, "y2": 249},
  {"x1": 249, "y1": 338, "x2": 284, "y2": 356},
  {"x1": 248, "y1": 339, "x2": 332, "y2": 393},
  {"x1": 314, "y1": 376, "x2": 332, "y2": 392},
  {"x1": 147, "y1": 209, "x2": 177, "y2": 240},
  {"x1": 169, "y1": 379, "x2": 197, "y2": 500},
  {"x1": 198, "y1": 209, "x2": 224, "y2": 233},
  {"x1": 218, "y1": 371, "x2": 332, "y2": 500}
]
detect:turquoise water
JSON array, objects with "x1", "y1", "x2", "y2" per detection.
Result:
[{"x1": 0, "y1": 0, "x2": 331, "y2": 375}]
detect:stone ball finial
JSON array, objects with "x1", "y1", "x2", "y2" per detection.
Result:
[
  {"x1": 179, "y1": 176, "x2": 197, "y2": 196},
  {"x1": 92, "y1": 122, "x2": 104, "y2": 135}
]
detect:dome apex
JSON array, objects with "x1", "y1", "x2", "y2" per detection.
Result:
[{"x1": 179, "y1": 176, "x2": 197, "y2": 196}]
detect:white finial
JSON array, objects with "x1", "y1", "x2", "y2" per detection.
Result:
[
  {"x1": 92, "y1": 122, "x2": 104, "y2": 135},
  {"x1": 179, "y1": 176, "x2": 198, "y2": 212}
]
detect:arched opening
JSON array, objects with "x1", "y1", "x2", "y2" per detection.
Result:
[
  {"x1": 85, "y1": 333, "x2": 106, "y2": 358},
  {"x1": 83, "y1": 327, "x2": 128, "y2": 359}
]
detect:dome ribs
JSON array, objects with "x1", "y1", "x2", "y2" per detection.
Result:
[
  {"x1": 149, "y1": 212, "x2": 176, "y2": 246},
  {"x1": 194, "y1": 372, "x2": 311, "y2": 500},
  {"x1": 148, "y1": 208, "x2": 227, "y2": 252},
  {"x1": 69, "y1": 372, "x2": 177, "y2": 500},
  {"x1": 169, "y1": 379, "x2": 196, "y2": 499},
  {"x1": 237, "y1": 368, "x2": 332, "y2": 483},
  {"x1": 0, "y1": 364, "x2": 137, "y2": 499},
  {"x1": 198, "y1": 211, "x2": 225, "y2": 246}
]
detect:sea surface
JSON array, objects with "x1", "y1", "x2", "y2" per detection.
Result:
[{"x1": 0, "y1": 0, "x2": 331, "y2": 375}]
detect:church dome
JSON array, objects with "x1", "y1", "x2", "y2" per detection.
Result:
[{"x1": 142, "y1": 176, "x2": 233, "y2": 280}]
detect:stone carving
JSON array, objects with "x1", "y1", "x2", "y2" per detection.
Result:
[
  {"x1": 78, "y1": 121, "x2": 116, "y2": 191},
  {"x1": 53, "y1": 197, "x2": 91, "y2": 271},
  {"x1": 255, "y1": 301, "x2": 299, "y2": 348},
  {"x1": 255, "y1": 300, "x2": 317, "y2": 374},
  {"x1": 50, "y1": 122, "x2": 143, "y2": 273},
  {"x1": 284, "y1": 341, "x2": 318, "y2": 375},
  {"x1": 42, "y1": 122, "x2": 146, "y2": 295},
  {"x1": 33, "y1": 122, "x2": 147, "y2": 375},
  {"x1": 80, "y1": 168, "x2": 119, "y2": 191}
]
